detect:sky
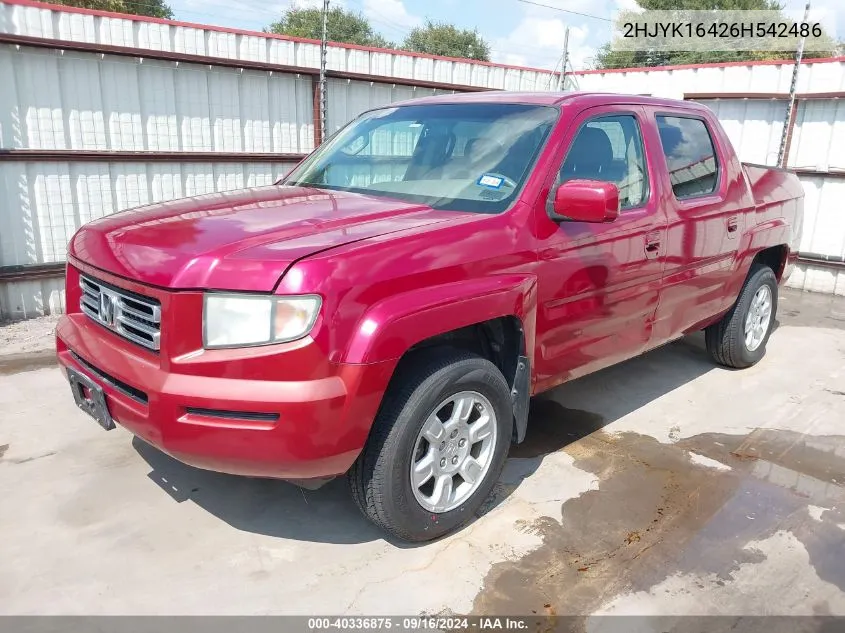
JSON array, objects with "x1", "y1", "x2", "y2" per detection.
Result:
[{"x1": 167, "y1": 0, "x2": 844, "y2": 73}]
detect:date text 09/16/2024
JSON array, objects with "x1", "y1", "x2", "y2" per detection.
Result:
[{"x1": 307, "y1": 617, "x2": 529, "y2": 630}]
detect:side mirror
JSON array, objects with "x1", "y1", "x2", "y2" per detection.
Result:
[{"x1": 549, "y1": 179, "x2": 620, "y2": 223}]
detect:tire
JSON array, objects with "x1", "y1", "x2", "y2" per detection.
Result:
[
  {"x1": 705, "y1": 263, "x2": 778, "y2": 369},
  {"x1": 348, "y1": 348, "x2": 512, "y2": 542}
]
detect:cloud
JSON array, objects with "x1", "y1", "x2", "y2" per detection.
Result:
[
  {"x1": 362, "y1": 0, "x2": 421, "y2": 32},
  {"x1": 489, "y1": 0, "x2": 652, "y2": 72},
  {"x1": 491, "y1": 7, "x2": 596, "y2": 72}
]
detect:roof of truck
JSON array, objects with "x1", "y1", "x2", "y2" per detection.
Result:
[{"x1": 391, "y1": 91, "x2": 710, "y2": 111}]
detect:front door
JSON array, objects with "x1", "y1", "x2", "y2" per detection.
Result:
[{"x1": 533, "y1": 105, "x2": 668, "y2": 393}]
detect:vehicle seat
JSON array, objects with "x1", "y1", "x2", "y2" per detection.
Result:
[{"x1": 562, "y1": 127, "x2": 626, "y2": 184}]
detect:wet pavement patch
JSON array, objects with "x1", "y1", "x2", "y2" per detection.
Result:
[
  {"x1": 0, "y1": 444, "x2": 8, "y2": 459},
  {"x1": 473, "y1": 427, "x2": 845, "y2": 618},
  {"x1": 509, "y1": 399, "x2": 606, "y2": 459},
  {"x1": 778, "y1": 291, "x2": 845, "y2": 330}
]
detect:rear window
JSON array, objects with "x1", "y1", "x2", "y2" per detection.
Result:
[{"x1": 656, "y1": 116, "x2": 719, "y2": 199}]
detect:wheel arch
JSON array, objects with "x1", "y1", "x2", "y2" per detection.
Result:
[{"x1": 342, "y1": 275, "x2": 538, "y2": 443}]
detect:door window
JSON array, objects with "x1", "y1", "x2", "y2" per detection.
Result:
[
  {"x1": 655, "y1": 116, "x2": 719, "y2": 199},
  {"x1": 559, "y1": 114, "x2": 648, "y2": 210}
]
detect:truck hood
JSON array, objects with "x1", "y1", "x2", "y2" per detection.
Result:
[{"x1": 70, "y1": 185, "x2": 460, "y2": 291}]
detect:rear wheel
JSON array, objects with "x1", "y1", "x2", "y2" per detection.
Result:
[
  {"x1": 705, "y1": 264, "x2": 778, "y2": 369},
  {"x1": 348, "y1": 349, "x2": 512, "y2": 542}
]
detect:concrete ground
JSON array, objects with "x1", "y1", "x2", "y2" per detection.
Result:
[{"x1": 1, "y1": 288, "x2": 844, "y2": 617}]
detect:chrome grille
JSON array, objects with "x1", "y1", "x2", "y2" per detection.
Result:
[{"x1": 80, "y1": 275, "x2": 161, "y2": 351}]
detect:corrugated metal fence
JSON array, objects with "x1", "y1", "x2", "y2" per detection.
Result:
[
  {"x1": 0, "y1": 0, "x2": 557, "y2": 318},
  {"x1": 1, "y1": 0, "x2": 845, "y2": 318}
]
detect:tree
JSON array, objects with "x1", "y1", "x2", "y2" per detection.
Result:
[
  {"x1": 592, "y1": 0, "x2": 838, "y2": 69},
  {"x1": 402, "y1": 20, "x2": 491, "y2": 61},
  {"x1": 51, "y1": 0, "x2": 173, "y2": 19},
  {"x1": 266, "y1": 7, "x2": 393, "y2": 48}
]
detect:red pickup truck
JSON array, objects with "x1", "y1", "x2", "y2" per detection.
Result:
[{"x1": 56, "y1": 92, "x2": 803, "y2": 541}]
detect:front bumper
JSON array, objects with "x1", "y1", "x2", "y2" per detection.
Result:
[{"x1": 55, "y1": 281, "x2": 393, "y2": 481}]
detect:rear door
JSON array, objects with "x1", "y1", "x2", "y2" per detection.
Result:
[
  {"x1": 532, "y1": 104, "x2": 668, "y2": 393},
  {"x1": 645, "y1": 109, "x2": 747, "y2": 343}
]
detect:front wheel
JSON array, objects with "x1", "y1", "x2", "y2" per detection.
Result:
[
  {"x1": 348, "y1": 349, "x2": 512, "y2": 542},
  {"x1": 705, "y1": 263, "x2": 778, "y2": 369}
]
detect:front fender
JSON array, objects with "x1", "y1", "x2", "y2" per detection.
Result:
[{"x1": 341, "y1": 274, "x2": 538, "y2": 366}]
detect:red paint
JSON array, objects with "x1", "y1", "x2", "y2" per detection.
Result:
[
  {"x1": 552, "y1": 180, "x2": 620, "y2": 223},
  {"x1": 6, "y1": 0, "x2": 554, "y2": 75},
  {"x1": 56, "y1": 92, "x2": 803, "y2": 481}
]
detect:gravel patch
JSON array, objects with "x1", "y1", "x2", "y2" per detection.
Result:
[{"x1": 0, "y1": 315, "x2": 60, "y2": 357}]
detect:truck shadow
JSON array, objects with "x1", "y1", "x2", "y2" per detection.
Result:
[{"x1": 132, "y1": 331, "x2": 722, "y2": 546}]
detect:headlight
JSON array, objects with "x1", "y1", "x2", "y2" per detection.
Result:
[{"x1": 203, "y1": 294, "x2": 321, "y2": 349}]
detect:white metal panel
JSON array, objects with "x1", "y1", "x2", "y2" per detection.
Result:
[
  {"x1": 326, "y1": 46, "x2": 345, "y2": 72},
  {"x1": 0, "y1": 159, "x2": 299, "y2": 270},
  {"x1": 0, "y1": 1, "x2": 559, "y2": 89},
  {"x1": 786, "y1": 263, "x2": 845, "y2": 296},
  {"x1": 74, "y1": 162, "x2": 116, "y2": 225},
  {"x1": 207, "y1": 29, "x2": 237, "y2": 60},
  {"x1": 174, "y1": 26, "x2": 205, "y2": 56},
  {"x1": 696, "y1": 99, "x2": 787, "y2": 166},
  {"x1": 0, "y1": 161, "x2": 33, "y2": 267},
  {"x1": 139, "y1": 61, "x2": 178, "y2": 152},
  {"x1": 393, "y1": 55, "x2": 414, "y2": 80},
  {"x1": 267, "y1": 38, "x2": 295, "y2": 66},
  {"x1": 433, "y1": 60, "x2": 452, "y2": 84},
  {"x1": 470, "y1": 65, "x2": 490, "y2": 88},
  {"x1": 175, "y1": 65, "x2": 213, "y2": 151},
  {"x1": 295, "y1": 41, "x2": 321, "y2": 69},
  {"x1": 99, "y1": 16, "x2": 134, "y2": 48},
  {"x1": 367, "y1": 50, "x2": 386, "y2": 76},
  {"x1": 796, "y1": 60, "x2": 845, "y2": 93},
  {"x1": 213, "y1": 162, "x2": 244, "y2": 191},
  {"x1": 572, "y1": 59, "x2": 844, "y2": 96},
  {"x1": 0, "y1": 46, "x2": 19, "y2": 148},
  {"x1": 488, "y1": 67, "x2": 505, "y2": 90},
  {"x1": 415, "y1": 57, "x2": 434, "y2": 82},
  {"x1": 137, "y1": 20, "x2": 170, "y2": 52},
  {"x1": 797, "y1": 176, "x2": 845, "y2": 259},
  {"x1": 240, "y1": 72, "x2": 270, "y2": 153},
  {"x1": 240, "y1": 34, "x2": 267, "y2": 63},
  {"x1": 505, "y1": 68, "x2": 524, "y2": 91},
  {"x1": 181, "y1": 163, "x2": 215, "y2": 197},
  {"x1": 325, "y1": 78, "x2": 444, "y2": 134},
  {"x1": 788, "y1": 99, "x2": 845, "y2": 171},
  {"x1": 9, "y1": 4, "x2": 52, "y2": 38},
  {"x1": 348, "y1": 49, "x2": 370, "y2": 75},
  {"x1": 61, "y1": 55, "x2": 108, "y2": 150},
  {"x1": 453, "y1": 62, "x2": 471, "y2": 86},
  {"x1": 0, "y1": 277, "x2": 65, "y2": 318},
  {"x1": 101, "y1": 60, "x2": 143, "y2": 151},
  {"x1": 269, "y1": 73, "x2": 315, "y2": 154},
  {"x1": 1, "y1": 46, "x2": 315, "y2": 154},
  {"x1": 55, "y1": 10, "x2": 96, "y2": 42},
  {"x1": 15, "y1": 50, "x2": 65, "y2": 149}
]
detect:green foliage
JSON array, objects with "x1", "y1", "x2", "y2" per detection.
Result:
[
  {"x1": 266, "y1": 7, "x2": 394, "y2": 48},
  {"x1": 592, "y1": 0, "x2": 839, "y2": 69},
  {"x1": 401, "y1": 20, "x2": 491, "y2": 61},
  {"x1": 51, "y1": 0, "x2": 173, "y2": 19}
]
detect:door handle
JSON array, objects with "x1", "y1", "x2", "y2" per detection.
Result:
[
  {"x1": 644, "y1": 230, "x2": 661, "y2": 259},
  {"x1": 727, "y1": 216, "x2": 739, "y2": 235}
]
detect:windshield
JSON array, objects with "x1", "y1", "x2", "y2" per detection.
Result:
[{"x1": 284, "y1": 103, "x2": 559, "y2": 213}]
